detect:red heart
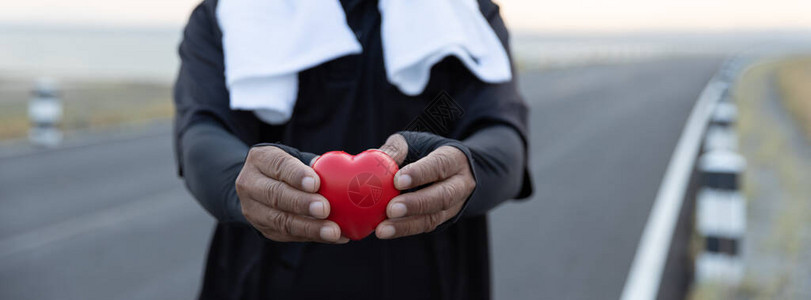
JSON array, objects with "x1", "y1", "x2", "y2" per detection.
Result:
[{"x1": 312, "y1": 149, "x2": 400, "y2": 240}]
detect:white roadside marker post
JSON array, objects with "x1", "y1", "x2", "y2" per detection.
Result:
[
  {"x1": 28, "y1": 78, "x2": 63, "y2": 147},
  {"x1": 695, "y1": 98, "x2": 746, "y2": 284}
]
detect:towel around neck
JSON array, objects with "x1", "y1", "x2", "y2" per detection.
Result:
[{"x1": 217, "y1": 0, "x2": 512, "y2": 124}]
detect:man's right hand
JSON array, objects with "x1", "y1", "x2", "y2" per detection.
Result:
[{"x1": 236, "y1": 146, "x2": 347, "y2": 244}]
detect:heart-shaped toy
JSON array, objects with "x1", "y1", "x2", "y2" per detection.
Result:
[{"x1": 312, "y1": 149, "x2": 400, "y2": 240}]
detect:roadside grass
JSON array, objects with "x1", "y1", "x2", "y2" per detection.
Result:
[
  {"x1": 690, "y1": 56, "x2": 811, "y2": 300},
  {"x1": 0, "y1": 81, "x2": 173, "y2": 141},
  {"x1": 776, "y1": 56, "x2": 811, "y2": 141}
]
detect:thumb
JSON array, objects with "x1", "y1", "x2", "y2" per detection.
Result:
[
  {"x1": 377, "y1": 134, "x2": 408, "y2": 166},
  {"x1": 309, "y1": 155, "x2": 320, "y2": 167}
]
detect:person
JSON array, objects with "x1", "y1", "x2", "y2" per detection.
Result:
[{"x1": 174, "y1": 0, "x2": 532, "y2": 299}]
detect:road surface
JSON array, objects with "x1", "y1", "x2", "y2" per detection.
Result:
[
  {"x1": 0, "y1": 56, "x2": 722, "y2": 299},
  {"x1": 491, "y1": 56, "x2": 721, "y2": 299}
]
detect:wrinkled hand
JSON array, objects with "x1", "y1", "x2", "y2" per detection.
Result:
[
  {"x1": 375, "y1": 134, "x2": 476, "y2": 239},
  {"x1": 235, "y1": 146, "x2": 348, "y2": 243}
]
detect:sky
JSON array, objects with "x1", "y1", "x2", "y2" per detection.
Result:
[
  {"x1": 1, "y1": 0, "x2": 810, "y2": 33},
  {"x1": 500, "y1": 0, "x2": 811, "y2": 32}
]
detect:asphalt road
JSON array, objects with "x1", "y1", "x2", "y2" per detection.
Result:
[
  {"x1": 0, "y1": 128, "x2": 213, "y2": 300},
  {"x1": 491, "y1": 56, "x2": 722, "y2": 299},
  {"x1": 0, "y1": 56, "x2": 722, "y2": 300}
]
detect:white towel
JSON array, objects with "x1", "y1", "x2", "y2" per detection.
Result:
[{"x1": 217, "y1": 0, "x2": 511, "y2": 124}]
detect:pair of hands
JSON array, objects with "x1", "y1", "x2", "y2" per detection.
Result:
[{"x1": 235, "y1": 134, "x2": 476, "y2": 243}]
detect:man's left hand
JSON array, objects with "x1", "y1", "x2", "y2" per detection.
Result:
[{"x1": 375, "y1": 134, "x2": 475, "y2": 239}]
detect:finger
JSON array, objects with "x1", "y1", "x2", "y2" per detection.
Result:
[
  {"x1": 236, "y1": 172, "x2": 330, "y2": 219},
  {"x1": 386, "y1": 175, "x2": 471, "y2": 218},
  {"x1": 247, "y1": 202, "x2": 344, "y2": 243},
  {"x1": 395, "y1": 146, "x2": 465, "y2": 190},
  {"x1": 270, "y1": 211, "x2": 343, "y2": 243},
  {"x1": 377, "y1": 134, "x2": 408, "y2": 166},
  {"x1": 250, "y1": 146, "x2": 320, "y2": 193},
  {"x1": 375, "y1": 211, "x2": 451, "y2": 239},
  {"x1": 239, "y1": 198, "x2": 307, "y2": 242}
]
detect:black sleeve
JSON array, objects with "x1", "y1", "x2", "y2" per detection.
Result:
[
  {"x1": 459, "y1": 125, "x2": 525, "y2": 216},
  {"x1": 399, "y1": 124, "x2": 525, "y2": 221},
  {"x1": 181, "y1": 116, "x2": 249, "y2": 224},
  {"x1": 174, "y1": 0, "x2": 260, "y2": 177},
  {"x1": 180, "y1": 117, "x2": 318, "y2": 224},
  {"x1": 173, "y1": 1, "x2": 261, "y2": 224},
  {"x1": 442, "y1": 0, "x2": 533, "y2": 200}
]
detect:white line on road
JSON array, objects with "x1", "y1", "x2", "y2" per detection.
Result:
[{"x1": 620, "y1": 79, "x2": 726, "y2": 300}]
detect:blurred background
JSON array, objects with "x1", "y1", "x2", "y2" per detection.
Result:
[{"x1": 1, "y1": 0, "x2": 809, "y2": 299}]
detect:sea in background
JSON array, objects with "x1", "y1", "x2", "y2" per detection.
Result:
[
  {"x1": 0, "y1": 24, "x2": 182, "y2": 140},
  {"x1": 3, "y1": 24, "x2": 811, "y2": 84},
  {"x1": 0, "y1": 24, "x2": 182, "y2": 85}
]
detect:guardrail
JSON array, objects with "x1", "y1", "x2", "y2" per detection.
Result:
[
  {"x1": 695, "y1": 96, "x2": 746, "y2": 284},
  {"x1": 620, "y1": 56, "x2": 751, "y2": 300}
]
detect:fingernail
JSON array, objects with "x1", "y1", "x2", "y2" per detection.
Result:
[
  {"x1": 389, "y1": 203, "x2": 407, "y2": 218},
  {"x1": 396, "y1": 174, "x2": 411, "y2": 190},
  {"x1": 378, "y1": 225, "x2": 395, "y2": 239},
  {"x1": 302, "y1": 176, "x2": 315, "y2": 192},
  {"x1": 309, "y1": 201, "x2": 327, "y2": 218},
  {"x1": 320, "y1": 226, "x2": 339, "y2": 241}
]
